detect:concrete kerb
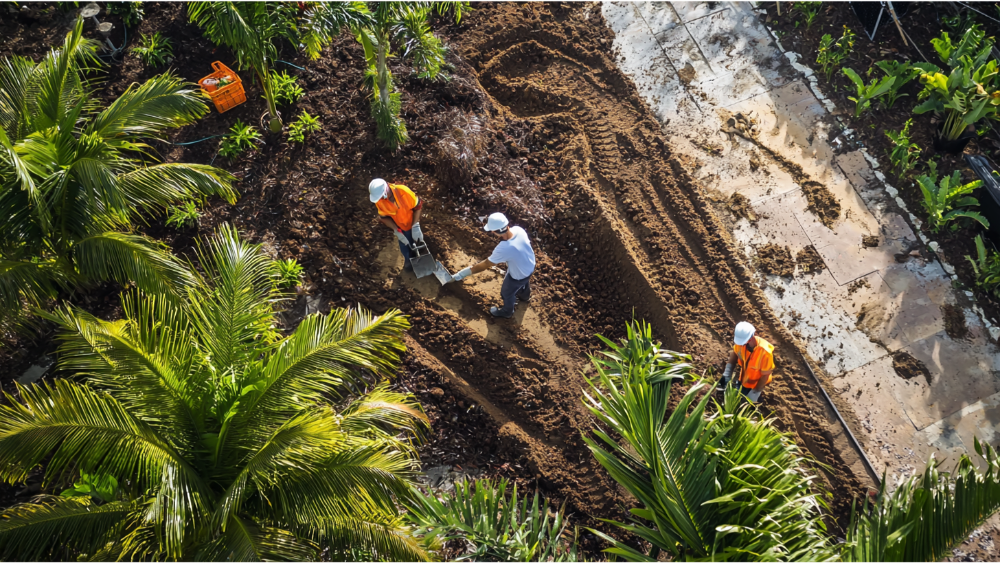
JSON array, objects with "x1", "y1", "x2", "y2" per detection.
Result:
[{"x1": 757, "y1": 12, "x2": 1000, "y2": 343}]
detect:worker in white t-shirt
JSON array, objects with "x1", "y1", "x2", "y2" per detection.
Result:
[{"x1": 453, "y1": 212, "x2": 536, "y2": 318}]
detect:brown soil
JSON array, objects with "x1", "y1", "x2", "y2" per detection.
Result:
[
  {"x1": 862, "y1": 235, "x2": 880, "y2": 248},
  {"x1": 1, "y1": 0, "x2": 873, "y2": 534},
  {"x1": 796, "y1": 245, "x2": 826, "y2": 274},
  {"x1": 943, "y1": 303, "x2": 970, "y2": 340},
  {"x1": 729, "y1": 192, "x2": 758, "y2": 223},
  {"x1": 892, "y1": 350, "x2": 933, "y2": 386},
  {"x1": 758, "y1": 244, "x2": 796, "y2": 278}
]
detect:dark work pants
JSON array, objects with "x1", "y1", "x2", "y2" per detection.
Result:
[
  {"x1": 397, "y1": 229, "x2": 414, "y2": 267},
  {"x1": 496, "y1": 273, "x2": 531, "y2": 317}
]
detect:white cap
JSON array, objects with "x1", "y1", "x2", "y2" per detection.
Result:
[
  {"x1": 484, "y1": 212, "x2": 509, "y2": 232},
  {"x1": 734, "y1": 321, "x2": 755, "y2": 346},
  {"x1": 369, "y1": 178, "x2": 388, "y2": 203}
]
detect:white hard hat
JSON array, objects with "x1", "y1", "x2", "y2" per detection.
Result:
[
  {"x1": 368, "y1": 178, "x2": 388, "y2": 203},
  {"x1": 484, "y1": 212, "x2": 509, "y2": 232},
  {"x1": 734, "y1": 321, "x2": 755, "y2": 346}
]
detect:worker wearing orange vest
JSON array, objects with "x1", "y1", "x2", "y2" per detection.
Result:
[
  {"x1": 722, "y1": 321, "x2": 774, "y2": 403},
  {"x1": 370, "y1": 178, "x2": 424, "y2": 272}
]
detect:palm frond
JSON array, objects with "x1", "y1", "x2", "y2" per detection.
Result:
[
  {"x1": 0, "y1": 55, "x2": 37, "y2": 140},
  {"x1": 315, "y1": 514, "x2": 430, "y2": 562},
  {"x1": 245, "y1": 307, "x2": 411, "y2": 420},
  {"x1": 394, "y1": 5, "x2": 447, "y2": 80},
  {"x1": 40, "y1": 298, "x2": 205, "y2": 451},
  {"x1": 339, "y1": 384, "x2": 430, "y2": 442},
  {"x1": 0, "y1": 379, "x2": 209, "y2": 557},
  {"x1": 187, "y1": 223, "x2": 277, "y2": 375},
  {"x1": 34, "y1": 18, "x2": 101, "y2": 130},
  {"x1": 0, "y1": 257, "x2": 63, "y2": 316},
  {"x1": 115, "y1": 163, "x2": 238, "y2": 213},
  {"x1": 0, "y1": 496, "x2": 138, "y2": 561},
  {"x1": 86, "y1": 72, "x2": 211, "y2": 140},
  {"x1": 844, "y1": 437, "x2": 1000, "y2": 562},
  {"x1": 198, "y1": 514, "x2": 318, "y2": 562},
  {"x1": 73, "y1": 231, "x2": 195, "y2": 296}
]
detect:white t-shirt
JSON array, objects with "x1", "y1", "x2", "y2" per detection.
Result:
[{"x1": 488, "y1": 226, "x2": 535, "y2": 280}]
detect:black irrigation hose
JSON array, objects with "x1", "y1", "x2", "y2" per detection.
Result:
[{"x1": 801, "y1": 359, "x2": 883, "y2": 488}]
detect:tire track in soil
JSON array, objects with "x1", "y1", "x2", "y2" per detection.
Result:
[{"x1": 439, "y1": 3, "x2": 871, "y2": 521}]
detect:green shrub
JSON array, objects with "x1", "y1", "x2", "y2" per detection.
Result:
[
  {"x1": 886, "y1": 119, "x2": 921, "y2": 178},
  {"x1": 219, "y1": 119, "x2": 262, "y2": 159},
  {"x1": 842, "y1": 68, "x2": 894, "y2": 117},
  {"x1": 875, "y1": 60, "x2": 924, "y2": 108},
  {"x1": 793, "y1": 2, "x2": 822, "y2": 29},
  {"x1": 165, "y1": 201, "x2": 201, "y2": 229},
  {"x1": 288, "y1": 111, "x2": 321, "y2": 143},
  {"x1": 817, "y1": 26, "x2": 856, "y2": 81},
  {"x1": 131, "y1": 32, "x2": 174, "y2": 68},
  {"x1": 269, "y1": 70, "x2": 304, "y2": 107},
  {"x1": 917, "y1": 170, "x2": 989, "y2": 232},
  {"x1": 967, "y1": 235, "x2": 1000, "y2": 298},
  {"x1": 106, "y1": 1, "x2": 144, "y2": 27},
  {"x1": 271, "y1": 258, "x2": 304, "y2": 289}
]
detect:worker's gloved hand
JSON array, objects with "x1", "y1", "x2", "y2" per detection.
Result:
[
  {"x1": 746, "y1": 388, "x2": 762, "y2": 403},
  {"x1": 394, "y1": 229, "x2": 408, "y2": 245},
  {"x1": 722, "y1": 363, "x2": 734, "y2": 384},
  {"x1": 411, "y1": 223, "x2": 424, "y2": 243},
  {"x1": 453, "y1": 267, "x2": 472, "y2": 281}
]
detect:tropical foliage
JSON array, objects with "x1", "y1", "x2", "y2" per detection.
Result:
[
  {"x1": 915, "y1": 25, "x2": 1000, "y2": 141},
  {"x1": 131, "y1": 31, "x2": 174, "y2": 68},
  {"x1": 219, "y1": 118, "x2": 263, "y2": 159},
  {"x1": 885, "y1": 119, "x2": 921, "y2": 178},
  {"x1": 581, "y1": 321, "x2": 837, "y2": 561},
  {"x1": 0, "y1": 19, "x2": 235, "y2": 332},
  {"x1": 842, "y1": 68, "x2": 895, "y2": 118},
  {"x1": 917, "y1": 169, "x2": 989, "y2": 232},
  {"x1": 966, "y1": 234, "x2": 1000, "y2": 298},
  {"x1": 407, "y1": 477, "x2": 580, "y2": 561},
  {"x1": 0, "y1": 224, "x2": 430, "y2": 561},
  {"x1": 875, "y1": 60, "x2": 923, "y2": 109},
  {"x1": 817, "y1": 26, "x2": 856, "y2": 81},
  {"x1": 583, "y1": 321, "x2": 1000, "y2": 562}
]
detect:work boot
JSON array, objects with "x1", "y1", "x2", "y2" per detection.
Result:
[
  {"x1": 489, "y1": 306, "x2": 512, "y2": 318},
  {"x1": 403, "y1": 262, "x2": 413, "y2": 272}
]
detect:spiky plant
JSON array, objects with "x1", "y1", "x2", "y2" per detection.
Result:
[{"x1": 0, "y1": 225, "x2": 431, "y2": 561}]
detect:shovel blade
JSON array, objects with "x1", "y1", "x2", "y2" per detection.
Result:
[
  {"x1": 410, "y1": 254, "x2": 437, "y2": 278},
  {"x1": 432, "y1": 261, "x2": 454, "y2": 285}
]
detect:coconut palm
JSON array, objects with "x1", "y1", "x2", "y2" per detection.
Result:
[
  {"x1": 583, "y1": 321, "x2": 1000, "y2": 562},
  {"x1": 0, "y1": 19, "x2": 237, "y2": 333},
  {"x1": 0, "y1": 224, "x2": 431, "y2": 561}
]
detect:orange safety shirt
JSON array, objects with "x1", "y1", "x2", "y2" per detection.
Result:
[
  {"x1": 375, "y1": 184, "x2": 421, "y2": 231},
  {"x1": 733, "y1": 337, "x2": 775, "y2": 389}
]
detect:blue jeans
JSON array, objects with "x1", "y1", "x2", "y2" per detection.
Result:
[
  {"x1": 496, "y1": 273, "x2": 531, "y2": 317},
  {"x1": 397, "y1": 229, "x2": 414, "y2": 267}
]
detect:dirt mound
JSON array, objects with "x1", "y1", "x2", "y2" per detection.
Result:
[
  {"x1": 796, "y1": 245, "x2": 825, "y2": 274},
  {"x1": 729, "y1": 192, "x2": 758, "y2": 222},
  {"x1": 892, "y1": 351, "x2": 932, "y2": 386},
  {"x1": 943, "y1": 304, "x2": 969, "y2": 340},
  {"x1": 757, "y1": 244, "x2": 795, "y2": 278}
]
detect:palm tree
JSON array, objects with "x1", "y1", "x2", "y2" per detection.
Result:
[
  {"x1": 0, "y1": 224, "x2": 431, "y2": 561},
  {"x1": 188, "y1": 2, "x2": 370, "y2": 133},
  {"x1": 583, "y1": 321, "x2": 1000, "y2": 562},
  {"x1": 355, "y1": 2, "x2": 468, "y2": 150},
  {"x1": 0, "y1": 19, "x2": 237, "y2": 332}
]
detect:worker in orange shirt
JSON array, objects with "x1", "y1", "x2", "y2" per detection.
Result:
[
  {"x1": 722, "y1": 321, "x2": 774, "y2": 403},
  {"x1": 369, "y1": 178, "x2": 424, "y2": 272}
]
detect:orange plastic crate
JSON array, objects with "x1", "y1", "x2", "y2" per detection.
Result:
[{"x1": 199, "y1": 61, "x2": 246, "y2": 113}]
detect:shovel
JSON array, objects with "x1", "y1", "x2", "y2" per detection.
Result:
[{"x1": 409, "y1": 239, "x2": 454, "y2": 285}]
